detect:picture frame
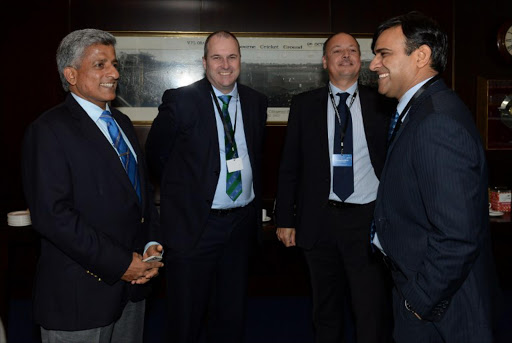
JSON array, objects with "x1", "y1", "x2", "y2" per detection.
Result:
[
  {"x1": 111, "y1": 31, "x2": 376, "y2": 126},
  {"x1": 476, "y1": 77, "x2": 512, "y2": 150}
]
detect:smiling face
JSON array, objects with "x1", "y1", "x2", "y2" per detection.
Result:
[
  {"x1": 370, "y1": 26, "x2": 424, "y2": 100},
  {"x1": 322, "y1": 33, "x2": 361, "y2": 88},
  {"x1": 64, "y1": 44, "x2": 119, "y2": 109},
  {"x1": 202, "y1": 35, "x2": 241, "y2": 94}
]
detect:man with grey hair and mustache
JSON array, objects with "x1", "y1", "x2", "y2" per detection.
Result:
[{"x1": 22, "y1": 28, "x2": 163, "y2": 343}]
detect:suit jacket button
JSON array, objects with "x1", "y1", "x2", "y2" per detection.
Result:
[{"x1": 141, "y1": 217, "x2": 145, "y2": 224}]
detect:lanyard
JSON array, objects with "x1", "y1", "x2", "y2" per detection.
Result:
[
  {"x1": 210, "y1": 86, "x2": 239, "y2": 151},
  {"x1": 389, "y1": 75, "x2": 441, "y2": 144},
  {"x1": 328, "y1": 85, "x2": 358, "y2": 154}
]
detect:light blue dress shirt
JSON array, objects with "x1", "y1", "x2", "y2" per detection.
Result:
[
  {"x1": 211, "y1": 84, "x2": 255, "y2": 209},
  {"x1": 327, "y1": 81, "x2": 380, "y2": 204}
]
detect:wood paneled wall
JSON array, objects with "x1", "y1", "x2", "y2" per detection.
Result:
[{"x1": 2, "y1": 0, "x2": 512, "y2": 218}]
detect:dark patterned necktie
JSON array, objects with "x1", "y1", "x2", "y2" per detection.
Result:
[
  {"x1": 333, "y1": 92, "x2": 354, "y2": 201},
  {"x1": 219, "y1": 95, "x2": 242, "y2": 201},
  {"x1": 388, "y1": 110, "x2": 400, "y2": 141},
  {"x1": 100, "y1": 110, "x2": 141, "y2": 202}
]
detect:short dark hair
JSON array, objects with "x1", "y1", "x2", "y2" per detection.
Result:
[
  {"x1": 203, "y1": 31, "x2": 241, "y2": 58},
  {"x1": 371, "y1": 11, "x2": 448, "y2": 73},
  {"x1": 322, "y1": 32, "x2": 361, "y2": 57}
]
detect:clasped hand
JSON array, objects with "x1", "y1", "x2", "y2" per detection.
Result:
[{"x1": 122, "y1": 244, "x2": 164, "y2": 285}]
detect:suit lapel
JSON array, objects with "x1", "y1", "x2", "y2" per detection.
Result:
[
  {"x1": 387, "y1": 80, "x2": 445, "y2": 155},
  {"x1": 66, "y1": 95, "x2": 142, "y2": 207},
  {"x1": 198, "y1": 78, "x2": 221, "y2": 159},
  {"x1": 317, "y1": 87, "x2": 330, "y2": 163}
]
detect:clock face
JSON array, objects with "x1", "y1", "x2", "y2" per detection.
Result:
[
  {"x1": 505, "y1": 26, "x2": 512, "y2": 55},
  {"x1": 497, "y1": 21, "x2": 512, "y2": 61}
]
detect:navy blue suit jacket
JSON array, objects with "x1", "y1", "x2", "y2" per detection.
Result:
[
  {"x1": 275, "y1": 84, "x2": 394, "y2": 248},
  {"x1": 145, "y1": 78, "x2": 268, "y2": 252},
  {"x1": 22, "y1": 94, "x2": 160, "y2": 330},
  {"x1": 374, "y1": 79, "x2": 500, "y2": 341}
]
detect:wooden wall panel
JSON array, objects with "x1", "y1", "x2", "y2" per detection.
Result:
[
  {"x1": 70, "y1": 0, "x2": 202, "y2": 31},
  {"x1": 454, "y1": 1, "x2": 512, "y2": 190},
  {"x1": 1, "y1": 1, "x2": 69, "y2": 219},
  {"x1": 200, "y1": 0, "x2": 331, "y2": 32}
]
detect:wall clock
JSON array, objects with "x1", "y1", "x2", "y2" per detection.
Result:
[{"x1": 497, "y1": 21, "x2": 512, "y2": 63}]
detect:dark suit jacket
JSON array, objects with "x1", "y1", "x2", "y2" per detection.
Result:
[
  {"x1": 145, "y1": 78, "x2": 268, "y2": 252},
  {"x1": 22, "y1": 94, "x2": 160, "y2": 331},
  {"x1": 374, "y1": 79, "x2": 500, "y2": 341},
  {"x1": 275, "y1": 84, "x2": 394, "y2": 249}
]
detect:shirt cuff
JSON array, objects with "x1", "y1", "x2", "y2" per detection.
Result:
[{"x1": 143, "y1": 241, "x2": 163, "y2": 257}]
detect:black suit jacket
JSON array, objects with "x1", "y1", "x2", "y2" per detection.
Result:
[
  {"x1": 145, "y1": 78, "x2": 268, "y2": 252},
  {"x1": 22, "y1": 94, "x2": 160, "y2": 331},
  {"x1": 374, "y1": 79, "x2": 500, "y2": 341},
  {"x1": 275, "y1": 84, "x2": 394, "y2": 249}
]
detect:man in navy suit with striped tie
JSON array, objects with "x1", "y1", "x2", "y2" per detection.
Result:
[{"x1": 370, "y1": 12, "x2": 501, "y2": 343}]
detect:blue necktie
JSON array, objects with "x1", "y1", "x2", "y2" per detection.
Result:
[
  {"x1": 219, "y1": 95, "x2": 242, "y2": 201},
  {"x1": 100, "y1": 110, "x2": 141, "y2": 202},
  {"x1": 388, "y1": 110, "x2": 400, "y2": 141},
  {"x1": 333, "y1": 92, "x2": 354, "y2": 201}
]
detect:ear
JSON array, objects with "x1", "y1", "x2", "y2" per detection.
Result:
[
  {"x1": 416, "y1": 44, "x2": 432, "y2": 69},
  {"x1": 202, "y1": 56, "x2": 207, "y2": 70},
  {"x1": 322, "y1": 55, "x2": 327, "y2": 70},
  {"x1": 63, "y1": 67, "x2": 77, "y2": 86}
]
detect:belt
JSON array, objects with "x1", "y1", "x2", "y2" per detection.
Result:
[
  {"x1": 327, "y1": 200, "x2": 364, "y2": 209},
  {"x1": 210, "y1": 203, "x2": 251, "y2": 216}
]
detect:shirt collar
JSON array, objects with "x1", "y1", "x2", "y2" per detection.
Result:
[
  {"x1": 211, "y1": 83, "x2": 239, "y2": 100},
  {"x1": 329, "y1": 81, "x2": 358, "y2": 98},
  {"x1": 396, "y1": 76, "x2": 433, "y2": 115},
  {"x1": 70, "y1": 92, "x2": 111, "y2": 122}
]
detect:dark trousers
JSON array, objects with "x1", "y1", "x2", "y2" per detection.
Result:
[
  {"x1": 165, "y1": 203, "x2": 256, "y2": 343},
  {"x1": 303, "y1": 202, "x2": 393, "y2": 343}
]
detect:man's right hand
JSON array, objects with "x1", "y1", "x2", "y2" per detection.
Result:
[
  {"x1": 121, "y1": 252, "x2": 164, "y2": 285},
  {"x1": 276, "y1": 227, "x2": 296, "y2": 247}
]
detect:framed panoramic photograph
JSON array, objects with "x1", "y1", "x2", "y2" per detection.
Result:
[{"x1": 110, "y1": 32, "x2": 376, "y2": 125}]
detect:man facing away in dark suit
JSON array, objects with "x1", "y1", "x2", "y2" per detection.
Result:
[
  {"x1": 145, "y1": 31, "x2": 267, "y2": 343},
  {"x1": 22, "y1": 29, "x2": 164, "y2": 343},
  {"x1": 370, "y1": 12, "x2": 501, "y2": 343},
  {"x1": 275, "y1": 32, "x2": 394, "y2": 343}
]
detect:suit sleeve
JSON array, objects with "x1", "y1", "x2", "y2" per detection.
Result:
[
  {"x1": 22, "y1": 119, "x2": 132, "y2": 285},
  {"x1": 401, "y1": 113, "x2": 485, "y2": 320},
  {"x1": 145, "y1": 89, "x2": 180, "y2": 181},
  {"x1": 275, "y1": 95, "x2": 302, "y2": 228}
]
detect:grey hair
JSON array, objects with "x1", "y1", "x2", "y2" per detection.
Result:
[{"x1": 56, "y1": 29, "x2": 116, "y2": 91}]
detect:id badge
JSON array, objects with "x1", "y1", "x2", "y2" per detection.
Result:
[
  {"x1": 227, "y1": 158, "x2": 244, "y2": 172},
  {"x1": 332, "y1": 154, "x2": 352, "y2": 167}
]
